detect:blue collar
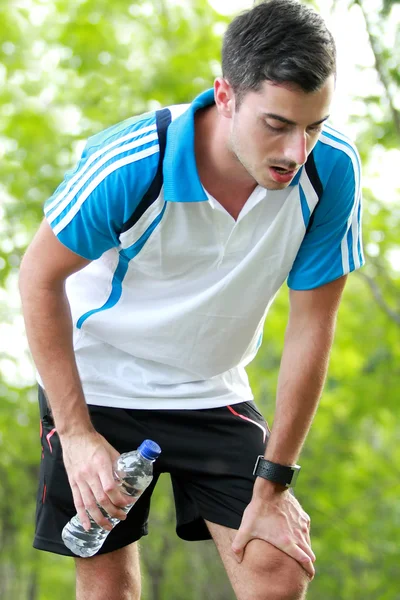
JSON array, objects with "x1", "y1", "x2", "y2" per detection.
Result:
[
  {"x1": 163, "y1": 88, "x2": 214, "y2": 203},
  {"x1": 163, "y1": 88, "x2": 301, "y2": 202}
]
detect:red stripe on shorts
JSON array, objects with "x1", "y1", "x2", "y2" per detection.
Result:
[{"x1": 227, "y1": 405, "x2": 267, "y2": 443}]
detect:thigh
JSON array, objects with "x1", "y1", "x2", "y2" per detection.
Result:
[
  {"x1": 75, "y1": 543, "x2": 141, "y2": 600},
  {"x1": 206, "y1": 521, "x2": 309, "y2": 600},
  {"x1": 169, "y1": 401, "x2": 270, "y2": 541}
]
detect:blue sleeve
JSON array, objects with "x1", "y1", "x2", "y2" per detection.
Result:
[
  {"x1": 288, "y1": 147, "x2": 364, "y2": 291},
  {"x1": 44, "y1": 116, "x2": 159, "y2": 260}
]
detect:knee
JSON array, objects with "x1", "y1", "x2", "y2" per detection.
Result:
[
  {"x1": 75, "y1": 545, "x2": 141, "y2": 600},
  {"x1": 76, "y1": 572, "x2": 140, "y2": 600},
  {"x1": 242, "y1": 539, "x2": 310, "y2": 600}
]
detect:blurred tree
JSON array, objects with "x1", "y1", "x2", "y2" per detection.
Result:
[{"x1": 0, "y1": 0, "x2": 399, "y2": 598}]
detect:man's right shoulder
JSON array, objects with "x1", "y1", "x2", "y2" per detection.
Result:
[
  {"x1": 87, "y1": 110, "x2": 159, "y2": 152},
  {"x1": 87, "y1": 103, "x2": 190, "y2": 152}
]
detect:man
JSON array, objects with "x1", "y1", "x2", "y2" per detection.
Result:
[{"x1": 19, "y1": 0, "x2": 364, "y2": 598}]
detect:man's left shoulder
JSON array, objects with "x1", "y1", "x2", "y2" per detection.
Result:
[{"x1": 312, "y1": 123, "x2": 361, "y2": 186}]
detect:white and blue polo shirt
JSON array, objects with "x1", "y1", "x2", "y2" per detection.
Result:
[{"x1": 43, "y1": 89, "x2": 364, "y2": 409}]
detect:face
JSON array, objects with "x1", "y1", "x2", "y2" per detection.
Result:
[{"x1": 215, "y1": 76, "x2": 335, "y2": 190}]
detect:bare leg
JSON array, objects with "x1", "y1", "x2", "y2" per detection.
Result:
[
  {"x1": 75, "y1": 543, "x2": 141, "y2": 600},
  {"x1": 206, "y1": 521, "x2": 310, "y2": 600}
]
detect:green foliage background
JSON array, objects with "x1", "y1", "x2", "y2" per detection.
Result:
[{"x1": 0, "y1": 0, "x2": 399, "y2": 598}]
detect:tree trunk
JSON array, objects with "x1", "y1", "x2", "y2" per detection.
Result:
[{"x1": 27, "y1": 571, "x2": 38, "y2": 600}]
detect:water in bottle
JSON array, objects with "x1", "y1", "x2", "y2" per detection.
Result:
[{"x1": 62, "y1": 439, "x2": 161, "y2": 557}]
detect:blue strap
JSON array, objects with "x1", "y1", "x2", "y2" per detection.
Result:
[{"x1": 121, "y1": 107, "x2": 172, "y2": 233}]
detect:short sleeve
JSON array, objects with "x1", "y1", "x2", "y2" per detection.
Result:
[
  {"x1": 44, "y1": 117, "x2": 160, "y2": 260},
  {"x1": 287, "y1": 144, "x2": 364, "y2": 290}
]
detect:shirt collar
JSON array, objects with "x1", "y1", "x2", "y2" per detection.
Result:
[
  {"x1": 163, "y1": 89, "x2": 214, "y2": 202},
  {"x1": 163, "y1": 88, "x2": 302, "y2": 202}
]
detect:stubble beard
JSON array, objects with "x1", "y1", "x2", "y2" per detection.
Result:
[{"x1": 228, "y1": 131, "x2": 290, "y2": 191}]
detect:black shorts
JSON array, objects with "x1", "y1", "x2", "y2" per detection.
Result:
[{"x1": 34, "y1": 387, "x2": 270, "y2": 557}]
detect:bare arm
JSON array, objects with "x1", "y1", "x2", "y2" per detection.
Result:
[
  {"x1": 233, "y1": 275, "x2": 348, "y2": 576},
  {"x1": 257, "y1": 274, "x2": 348, "y2": 482},
  {"x1": 19, "y1": 220, "x2": 131, "y2": 529},
  {"x1": 19, "y1": 219, "x2": 92, "y2": 436}
]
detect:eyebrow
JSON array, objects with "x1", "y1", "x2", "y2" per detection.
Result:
[{"x1": 262, "y1": 113, "x2": 330, "y2": 127}]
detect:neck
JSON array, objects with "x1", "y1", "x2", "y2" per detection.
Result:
[{"x1": 195, "y1": 106, "x2": 257, "y2": 216}]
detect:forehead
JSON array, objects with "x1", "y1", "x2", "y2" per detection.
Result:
[{"x1": 239, "y1": 76, "x2": 335, "y2": 124}]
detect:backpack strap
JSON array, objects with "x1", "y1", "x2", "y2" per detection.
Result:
[
  {"x1": 304, "y1": 150, "x2": 323, "y2": 232},
  {"x1": 121, "y1": 108, "x2": 172, "y2": 233}
]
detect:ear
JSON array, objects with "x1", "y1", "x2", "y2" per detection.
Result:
[{"x1": 214, "y1": 77, "x2": 235, "y2": 118}]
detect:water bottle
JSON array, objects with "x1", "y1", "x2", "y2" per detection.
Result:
[{"x1": 62, "y1": 439, "x2": 161, "y2": 557}]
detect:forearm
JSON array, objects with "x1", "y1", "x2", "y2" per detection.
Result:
[
  {"x1": 254, "y1": 314, "x2": 336, "y2": 498},
  {"x1": 265, "y1": 317, "x2": 335, "y2": 464},
  {"x1": 19, "y1": 274, "x2": 94, "y2": 437}
]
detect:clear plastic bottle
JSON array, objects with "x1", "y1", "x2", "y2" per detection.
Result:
[{"x1": 62, "y1": 439, "x2": 161, "y2": 557}]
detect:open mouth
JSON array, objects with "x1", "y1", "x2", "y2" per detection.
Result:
[
  {"x1": 269, "y1": 166, "x2": 297, "y2": 183},
  {"x1": 271, "y1": 166, "x2": 294, "y2": 173}
]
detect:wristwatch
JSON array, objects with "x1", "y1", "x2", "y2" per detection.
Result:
[{"x1": 253, "y1": 456, "x2": 301, "y2": 488}]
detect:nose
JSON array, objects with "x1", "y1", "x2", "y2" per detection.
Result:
[{"x1": 283, "y1": 131, "x2": 308, "y2": 167}]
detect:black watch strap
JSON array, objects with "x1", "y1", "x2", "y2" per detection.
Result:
[{"x1": 253, "y1": 456, "x2": 301, "y2": 488}]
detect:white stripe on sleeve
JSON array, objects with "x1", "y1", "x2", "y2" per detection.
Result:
[
  {"x1": 47, "y1": 133, "x2": 159, "y2": 225},
  {"x1": 319, "y1": 133, "x2": 362, "y2": 274},
  {"x1": 52, "y1": 144, "x2": 160, "y2": 236},
  {"x1": 341, "y1": 229, "x2": 350, "y2": 274},
  {"x1": 350, "y1": 191, "x2": 362, "y2": 270},
  {"x1": 45, "y1": 123, "x2": 157, "y2": 216}
]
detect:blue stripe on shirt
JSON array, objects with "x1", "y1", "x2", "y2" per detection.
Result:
[
  {"x1": 77, "y1": 203, "x2": 167, "y2": 328},
  {"x1": 299, "y1": 186, "x2": 311, "y2": 229}
]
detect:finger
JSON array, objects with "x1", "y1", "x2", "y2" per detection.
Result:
[
  {"x1": 231, "y1": 546, "x2": 244, "y2": 563},
  {"x1": 97, "y1": 456, "x2": 133, "y2": 509},
  {"x1": 79, "y1": 481, "x2": 114, "y2": 530},
  {"x1": 70, "y1": 483, "x2": 91, "y2": 531},
  {"x1": 99, "y1": 472, "x2": 133, "y2": 511},
  {"x1": 302, "y1": 559, "x2": 315, "y2": 580},
  {"x1": 231, "y1": 531, "x2": 249, "y2": 563},
  {"x1": 295, "y1": 533, "x2": 316, "y2": 564},
  {"x1": 92, "y1": 478, "x2": 130, "y2": 522},
  {"x1": 304, "y1": 513, "x2": 311, "y2": 531},
  {"x1": 302, "y1": 562, "x2": 315, "y2": 582},
  {"x1": 303, "y1": 530, "x2": 315, "y2": 561},
  {"x1": 297, "y1": 537, "x2": 316, "y2": 563},
  {"x1": 287, "y1": 544, "x2": 316, "y2": 579},
  {"x1": 297, "y1": 524, "x2": 314, "y2": 562}
]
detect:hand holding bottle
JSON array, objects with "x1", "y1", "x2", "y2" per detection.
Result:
[
  {"x1": 60, "y1": 430, "x2": 134, "y2": 532},
  {"x1": 62, "y1": 439, "x2": 161, "y2": 557}
]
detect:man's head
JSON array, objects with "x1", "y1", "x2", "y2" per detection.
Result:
[
  {"x1": 215, "y1": 0, "x2": 336, "y2": 190},
  {"x1": 222, "y1": 0, "x2": 336, "y2": 105}
]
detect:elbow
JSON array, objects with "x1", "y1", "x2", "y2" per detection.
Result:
[
  {"x1": 19, "y1": 253, "x2": 31, "y2": 299},
  {"x1": 285, "y1": 314, "x2": 337, "y2": 347},
  {"x1": 19, "y1": 251, "x2": 46, "y2": 300},
  {"x1": 19, "y1": 251, "x2": 66, "y2": 304}
]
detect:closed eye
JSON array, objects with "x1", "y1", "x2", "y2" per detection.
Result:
[
  {"x1": 264, "y1": 122, "x2": 287, "y2": 133},
  {"x1": 307, "y1": 125, "x2": 323, "y2": 133}
]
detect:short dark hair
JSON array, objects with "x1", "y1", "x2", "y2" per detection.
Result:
[{"x1": 222, "y1": 0, "x2": 336, "y2": 103}]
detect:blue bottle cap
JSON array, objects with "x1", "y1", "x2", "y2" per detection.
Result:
[{"x1": 138, "y1": 439, "x2": 161, "y2": 461}]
